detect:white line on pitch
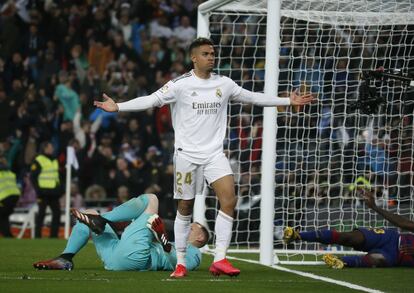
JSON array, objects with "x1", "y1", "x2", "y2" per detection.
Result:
[
  {"x1": 0, "y1": 276, "x2": 110, "y2": 282},
  {"x1": 226, "y1": 256, "x2": 384, "y2": 293}
]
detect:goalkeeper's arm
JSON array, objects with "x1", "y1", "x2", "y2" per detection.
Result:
[{"x1": 147, "y1": 214, "x2": 172, "y2": 252}]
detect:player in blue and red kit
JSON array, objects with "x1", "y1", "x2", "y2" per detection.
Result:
[{"x1": 284, "y1": 190, "x2": 414, "y2": 269}]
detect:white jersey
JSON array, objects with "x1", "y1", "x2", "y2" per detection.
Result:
[
  {"x1": 153, "y1": 70, "x2": 242, "y2": 164},
  {"x1": 117, "y1": 70, "x2": 290, "y2": 164}
]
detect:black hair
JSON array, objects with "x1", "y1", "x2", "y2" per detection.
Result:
[{"x1": 188, "y1": 37, "x2": 214, "y2": 54}]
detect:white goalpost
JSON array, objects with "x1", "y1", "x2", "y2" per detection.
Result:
[{"x1": 196, "y1": 0, "x2": 414, "y2": 265}]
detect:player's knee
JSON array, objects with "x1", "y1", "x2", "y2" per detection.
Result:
[
  {"x1": 76, "y1": 221, "x2": 91, "y2": 235},
  {"x1": 146, "y1": 193, "x2": 159, "y2": 205},
  {"x1": 218, "y1": 194, "x2": 236, "y2": 217},
  {"x1": 84, "y1": 209, "x2": 99, "y2": 215},
  {"x1": 144, "y1": 193, "x2": 159, "y2": 214}
]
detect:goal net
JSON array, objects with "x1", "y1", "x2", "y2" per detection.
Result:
[{"x1": 198, "y1": 0, "x2": 414, "y2": 264}]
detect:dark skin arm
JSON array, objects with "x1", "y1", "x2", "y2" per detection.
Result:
[{"x1": 363, "y1": 190, "x2": 414, "y2": 232}]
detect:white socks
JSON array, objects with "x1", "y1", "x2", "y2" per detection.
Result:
[
  {"x1": 174, "y1": 211, "x2": 192, "y2": 266},
  {"x1": 214, "y1": 210, "x2": 234, "y2": 262}
]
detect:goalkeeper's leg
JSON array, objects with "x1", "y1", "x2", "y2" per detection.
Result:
[
  {"x1": 93, "y1": 195, "x2": 160, "y2": 271},
  {"x1": 33, "y1": 219, "x2": 91, "y2": 270},
  {"x1": 102, "y1": 194, "x2": 153, "y2": 222},
  {"x1": 71, "y1": 195, "x2": 153, "y2": 235}
]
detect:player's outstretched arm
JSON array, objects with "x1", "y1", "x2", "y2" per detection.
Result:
[
  {"x1": 94, "y1": 92, "x2": 161, "y2": 112},
  {"x1": 363, "y1": 190, "x2": 414, "y2": 232},
  {"x1": 94, "y1": 93, "x2": 119, "y2": 112},
  {"x1": 289, "y1": 89, "x2": 315, "y2": 106},
  {"x1": 233, "y1": 88, "x2": 314, "y2": 107}
]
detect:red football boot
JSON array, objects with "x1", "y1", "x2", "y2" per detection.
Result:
[
  {"x1": 209, "y1": 259, "x2": 240, "y2": 277},
  {"x1": 170, "y1": 264, "x2": 187, "y2": 278}
]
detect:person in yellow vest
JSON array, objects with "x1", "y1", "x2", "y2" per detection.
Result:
[
  {"x1": 31, "y1": 142, "x2": 62, "y2": 238},
  {"x1": 348, "y1": 175, "x2": 372, "y2": 192},
  {"x1": 0, "y1": 155, "x2": 21, "y2": 237}
]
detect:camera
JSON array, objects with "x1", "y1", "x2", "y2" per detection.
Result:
[{"x1": 351, "y1": 68, "x2": 414, "y2": 115}]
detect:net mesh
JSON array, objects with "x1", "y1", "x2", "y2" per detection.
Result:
[{"x1": 201, "y1": 0, "x2": 414, "y2": 261}]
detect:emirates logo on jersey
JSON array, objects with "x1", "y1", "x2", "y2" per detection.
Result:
[
  {"x1": 192, "y1": 101, "x2": 222, "y2": 115},
  {"x1": 216, "y1": 88, "x2": 222, "y2": 98}
]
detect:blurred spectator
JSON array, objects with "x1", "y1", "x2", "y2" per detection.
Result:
[
  {"x1": 70, "y1": 44, "x2": 89, "y2": 84},
  {"x1": 73, "y1": 110, "x2": 102, "y2": 149},
  {"x1": 85, "y1": 184, "x2": 107, "y2": 203},
  {"x1": 5, "y1": 53, "x2": 29, "y2": 94},
  {"x1": 91, "y1": 142, "x2": 116, "y2": 195},
  {"x1": 60, "y1": 181, "x2": 84, "y2": 210},
  {"x1": 0, "y1": 3, "x2": 22, "y2": 60},
  {"x1": 89, "y1": 108, "x2": 117, "y2": 130},
  {"x1": 54, "y1": 70, "x2": 80, "y2": 121},
  {"x1": 116, "y1": 185, "x2": 130, "y2": 204},
  {"x1": 143, "y1": 145, "x2": 164, "y2": 195},
  {"x1": 173, "y1": 16, "x2": 196, "y2": 49},
  {"x1": 23, "y1": 23, "x2": 44, "y2": 81},
  {"x1": 112, "y1": 4, "x2": 133, "y2": 44},
  {"x1": 150, "y1": 16, "x2": 173, "y2": 39},
  {"x1": 17, "y1": 172, "x2": 37, "y2": 208},
  {"x1": 109, "y1": 157, "x2": 144, "y2": 195},
  {"x1": 88, "y1": 38, "x2": 114, "y2": 77},
  {"x1": 38, "y1": 48, "x2": 60, "y2": 92},
  {"x1": 0, "y1": 88, "x2": 14, "y2": 140},
  {"x1": 31, "y1": 141, "x2": 61, "y2": 238},
  {"x1": 0, "y1": 155, "x2": 20, "y2": 237}
]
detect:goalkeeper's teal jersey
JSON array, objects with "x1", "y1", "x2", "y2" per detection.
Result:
[{"x1": 150, "y1": 243, "x2": 201, "y2": 271}]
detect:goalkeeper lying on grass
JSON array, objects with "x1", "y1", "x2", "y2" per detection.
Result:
[
  {"x1": 33, "y1": 194, "x2": 209, "y2": 271},
  {"x1": 284, "y1": 190, "x2": 414, "y2": 269}
]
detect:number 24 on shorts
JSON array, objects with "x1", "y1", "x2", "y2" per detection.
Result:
[{"x1": 176, "y1": 172, "x2": 192, "y2": 185}]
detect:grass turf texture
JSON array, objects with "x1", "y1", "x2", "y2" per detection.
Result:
[{"x1": 0, "y1": 239, "x2": 409, "y2": 293}]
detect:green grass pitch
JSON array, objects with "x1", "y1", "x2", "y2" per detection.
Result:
[{"x1": 0, "y1": 239, "x2": 411, "y2": 293}]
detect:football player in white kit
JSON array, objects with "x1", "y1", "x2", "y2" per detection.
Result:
[{"x1": 94, "y1": 38, "x2": 314, "y2": 278}]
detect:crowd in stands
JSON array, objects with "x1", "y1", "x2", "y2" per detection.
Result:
[
  {"x1": 1, "y1": 1, "x2": 414, "y2": 240},
  {"x1": 0, "y1": 0, "x2": 202, "y2": 220}
]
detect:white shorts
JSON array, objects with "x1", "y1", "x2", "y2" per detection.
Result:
[{"x1": 173, "y1": 152, "x2": 233, "y2": 200}]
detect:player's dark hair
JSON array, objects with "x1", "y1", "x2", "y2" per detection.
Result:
[
  {"x1": 188, "y1": 38, "x2": 214, "y2": 54},
  {"x1": 194, "y1": 221, "x2": 211, "y2": 243}
]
